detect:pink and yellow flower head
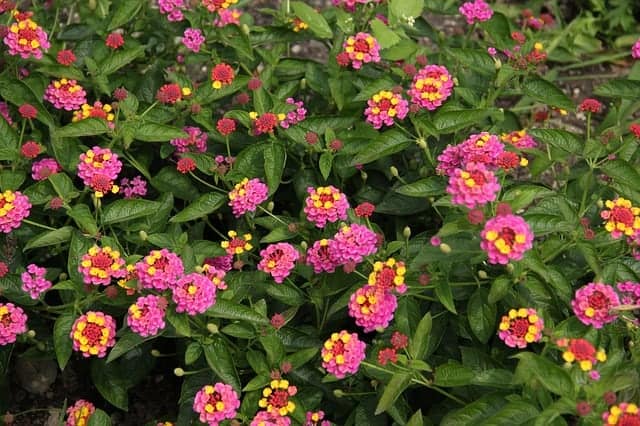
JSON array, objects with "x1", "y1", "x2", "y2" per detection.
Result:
[
  {"x1": 321, "y1": 330, "x2": 366, "y2": 379},
  {"x1": 408, "y1": 65, "x2": 454, "y2": 111},
  {"x1": 21, "y1": 263, "x2": 52, "y2": 299},
  {"x1": 127, "y1": 295, "x2": 167, "y2": 337},
  {"x1": 303, "y1": 186, "x2": 349, "y2": 228},
  {"x1": 31, "y1": 158, "x2": 62, "y2": 181},
  {"x1": 291, "y1": 17, "x2": 309, "y2": 32},
  {"x1": 0, "y1": 303, "x2": 28, "y2": 345},
  {"x1": 368, "y1": 258, "x2": 407, "y2": 294},
  {"x1": 364, "y1": 90, "x2": 409, "y2": 129},
  {"x1": 447, "y1": 162, "x2": 500, "y2": 209},
  {"x1": 329, "y1": 224, "x2": 378, "y2": 265},
  {"x1": 44, "y1": 79, "x2": 87, "y2": 111},
  {"x1": 572, "y1": 282, "x2": 620, "y2": 329},
  {"x1": 214, "y1": 8, "x2": 242, "y2": 27},
  {"x1": 211, "y1": 63, "x2": 235, "y2": 89},
  {"x1": 70, "y1": 311, "x2": 116, "y2": 358},
  {"x1": 172, "y1": 272, "x2": 216, "y2": 315},
  {"x1": 633, "y1": 38, "x2": 640, "y2": 60},
  {"x1": 600, "y1": 198, "x2": 640, "y2": 239},
  {"x1": 500, "y1": 130, "x2": 538, "y2": 149},
  {"x1": 602, "y1": 402, "x2": 640, "y2": 425},
  {"x1": 306, "y1": 239, "x2": 340, "y2": 274},
  {"x1": 3, "y1": 11, "x2": 50, "y2": 59},
  {"x1": 79, "y1": 245, "x2": 126, "y2": 285},
  {"x1": 135, "y1": 248, "x2": 184, "y2": 291},
  {"x1": 192, "y1": 383, "x2": 240, "y2": 425},
  {"x1": 65, "y1": 399, "x2": 95, "y2": 426},
  {"x1": 158, "y1": 0, "x2": 186, "y2": 22},
  {"x1": 437, "y1": 132, "x2": 505, "y2": 176},
  {"x1": 342, "y1": 32, "x2": 381, "y2": 69},
  {"x1": 201, "y1": 0, "x2": 238, "y2": 12},
  {"x1": 228, "y1": 178, "x2": 269, "y2": 217},
  {"x1": 202, "y1": 264, "x2": 228, "y2": 290},
  {"x1": 480, "y1": 213, "x2": 533, "y2": 264},
  {"x1": 251, "y1": 410, "x2": 292, "y2": 426},
  {"x1": 170, "y1": 126, "x2": 208, "y2": 154},
  {"x1": 258, "y1": 242, "x2": 300, "y2": 284},
  {"x1": 77, "y1": 147, "x2": 122, "y2": 190},
  {"x1": 558, "y1": 338, "x2": 606, "y2": 372},
  {"x1": 305, "y1": 411, "x2": 330, "y2": 426},
  {"x1": 0, "y1": 190, "x2": 31, "y2": 233},
  {"x1": 221, "y1": 230, "x2": 253, "y2": 255},
  {"x1": 459, "y1": 0, "x2": 493, "y2": 25},
  {"x1": 497, "y1": 308, "x2": 543, "y2": 348},
  {"x1": 348, "y1": 285, "x2": 397, "y2": 332},
  {"x1": 258, "y1": 379, "x2": 297, "y2": 417},
  {"x1": 72, "y1": 101, "x2": 115, "y2": 126}
]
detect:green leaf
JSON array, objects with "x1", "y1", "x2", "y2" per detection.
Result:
[
  {"x1": 108, "y1": 0, "x2": 144, "y2": 30},
  {"x1": 166, "y1": 308, "x2": 191, "y2": 337},
  {"x1": 431, "y1": 108, "x2": 503, "y2": 134},
  {"x1": 98, "y1": 45, "x2": 145, "y2": 76},
  {"x1": 36, "y1": 65, "x2": 85, "y2": 81},
  {"x1": 54, "y1": 118, "x2": 111, "y2": 138},
  {"x1": 264, "y1": 142, "x2": 286, "y2": 195},
  {"x1": 133, "y1": 121, "x2": 188, "y2": 142},
  {"x1": 291, "y1": 2, "x2": 333, "y2": 38},
  {"x1": 102, "y1": 199, "x2": 159, "y2": 224},
  {"x1": 371, "y1": 18, "x2": 400, "y2": 49},
  {"x1": 67, "y1": 205, "x2": 99, "y2": 236},
  {"x1": 206, "y1": 299, "x2": 270, "y2": 325},
  {"x1": 435, "y1": 279, "x2": 456, "y2": 313},
  {"x1": 0, "y1": 78, "x2": 54, "y2": 128},
  {"x1": 594, "y1": 79, "x2": 640, "y2": 99},
  {"x1": 260, "y1": 334, "x2": 285, "y2": 366},
  {"x1": 434, "y1": 362, "x2": 474, "y2": 387},
  {"x1": 185, "y1": 343, "x2": 202, "y2": 365},
  {"x1": 48, "y1": 172, "x2": 78, "y2": 201},
  {"x1": 527, "y1": 129, "x2": 582, "y2": 154},
  {"x1": 151, "y1": 166, "x2": 199, "y2": 201},
  {"x1": 351, "y1": 129, "x2": 411, "y2": 166},
  {"x1": 0, "y1": 112, "x2": 18, "y2": 161},
  {"x1": 395, "y1": 177, "x2": 445, "y2": 197},
  {"x1": 24, "y1": 226, "x2": 74, "y2": 251},
  {"x1": 522, "y1": 76, "x2": 574, "y2": 110},
  {"x1": 600, "y1": 159, "x2": 640, "y2": 188},
  {"x1": 319, "y1": 152, "x2": 333, "y2": 181},
  {"x1": 407, "y1": 410, "x2": 423, "y2": 426},
  {"x1": 0, "y1": 170, "x2": 24, "y2": 192},
  {"x1": 203, "y1": 338, "x2": 241, "y2": 392},
  {"x1": 91, "y1": 360, "x2": 129, "y2": 410},
  {"x1": 107, "y1": 331, "x2": 154, "y2": 363},
  {"x1": 441, "y1": 394, "x2": 507, "y2": 426},
  {"x1": 481, "y1": 401, "x2": 539, "y2": 425},
  {"x1": 87, "y1": 409, "x2": 112, "y2": 426},
  {"x1": 513, "y1": 352, "x2": 576, "y2": 398},
  {"x1": 389, "y1": 0, "x2": 423, "y2": 18},
  {"x1": 266, "y1": 282, "x2": 306, "y2": 306},
  {"x1": 467, "y1": 288, "x2": 496, "y2": 344},
  {"x1": 374, "y1": 372, "x2": 412, "y2": 415},
  {"x1": 500, "y1": 185, "x2": 554, "y2": 211},
  {"x1": 169, "y1": 193, "x2": 226, "y2": 223},
  {"x1": 488, "y1": 276, "x2": 512, "y2": 304},
  {"x1": 479, "y1": 12, "x2": 512, "y2": 50},
  {"x1": 408, "y1": 312, "x2": 432, "y2": 360},
  {"x1": 53, "y1": 314, "x2": 75, "y2": 370},
  {"x1": 284, "y1": 347, "x2": 318, "y2": 369}
]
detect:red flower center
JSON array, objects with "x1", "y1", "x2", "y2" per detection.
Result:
[
  {"x1": 332, "y1": 340, "x2": 345, "y2": 355},
  {"x1": 0, "y1": 198, "x2": 6, "y2": 209},
  {"x1": 468, "y1": 170, "x2": 487, "y2": 186},
  {"x1": 18, "y1": 27, "x2": 37, "y2": 42},
  {"x1": 354, "y1": 40, "x2": 370, "y2": 53},
  {"x1": 90, "y1": 174, "x2": 113, "y2": 193},
  {"x1": 375, "y1": 268, "x2": 396, "y2": 290},
  {"x1": 206, "y1": 392, "x2": 222, "y2": 409},
  {"x1": 91, "y1": 252, "x2": 113, "y2": 269},
  {"x1": 153, "y1": 256, "x2": 169, "y2": 271},
  {"x1": 611, "y1": 206, "x2": 634, "y2": 226},
  {"x1": 228, "y1": 238, "x2": 246, "y2": 251},
  {"x1": 378, "y1": 98, "x2": 391, "y2": 110},
  {"x1": 499, "y1": 227, "x2": 516, "y2": 246},
  {"x1": 568, "y1": 339, "x2": 596, "y2": 361},
  {"x1": 82, "y1": 323, "x2": 103, "y2": 346},
  {"x1": 511, "y1": 318, "x2": 529, "y2": 338},
  {"x1": 587, "y1": 291, "x2": 609, "y2": 310},
  {"x1": 268, "y1": 390, "x2": 290, "y2": 409},
  {"x1": 619, "y1": 414, "x2": 640, "y2": 426}
]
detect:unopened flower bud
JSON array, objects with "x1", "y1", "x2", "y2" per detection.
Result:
[
  {"x1": 416, "y1": 138, "x2": 427, "y2": 149},
  {"x1": 139, "y1": 230, "x2": 148, "y2": 241},
  {"x1": 267, "y1": 201, "x2": 274, "y2": 212},
  {"x1": 58, "y1": 272, "x2": 68, "y2": 281},
  {"x1": 241, "y1": 24, "x2": 250, "y2": 35},
  {"x1": 300, "y1": 241, "x2": 308, "y2": 250},
  {"x1": 300, "y1": 78, "x2": 307, "y2": 90},
  {"x1": 439, "y1": 243, "x2": 451, "y2": 254},
  {"x1": 596, "y1": 199, "x2": 604, "y2": 208},
  {"x1": 506, "y1": 263, "x2": 515, "y2": 273},
  {"x1": 174, "y1": 367, "x2": 185, "y2": 376},
  {"x1": 27, "y1": 329, "x2": 36, "y2": 338},
  {"x1": 207, "y1": 323, "x2": 219, "y2": 334},
  {"x1": 151, "y1": 349, "x2": 162, "y2": 357},
  {"x1": 403, "y1": 226, "x2": 411, "y2": 239},
  {"x1": 494, "y1": 58, "x2": 502, "y2": 70},
  {"x1": 333, "y1": 389, "x2": 345, "y2": 398},
  {"x1": 390, "y1": 166, "x2": 399, "y2": 178},
  {"x1": 37, "y1": 342, "x2": 45, "y2": 351}
]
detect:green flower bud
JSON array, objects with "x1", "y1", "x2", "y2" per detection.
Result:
[
  {"x1": 403, "y1": 226, "x2": 411, "y2": 239},
  {"x1": 139, "y1": 230, "x2": 148, "y2": 241},
  {"x1": 390, "y1": 166, "x2": 399, "y2": 178},
  {"x1": 439, "y1": 243, "x2": 451, "y2": 254},
  {"x1": 478, "y1": 270, "x2": 488, "y2": 279},
  {"x1": 207, "y1": 323, "x2": 219, "y2": 334},
  {"x1": 174, "y1": 368, "x2": 185, "y2": 377}
]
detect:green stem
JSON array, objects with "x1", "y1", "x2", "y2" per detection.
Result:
[
  {"x1": 189, "y1": 172, "x2": 227, "y2": 193},
  {"x1": 139, "y1": 101, "x2": 158, "y2": 118},
  {"x1": 23, "y1": 219, "x2": 57, "y2": 231},
  {"x1": 256, "y1": 205, "x2": 289, "y2": 227}
]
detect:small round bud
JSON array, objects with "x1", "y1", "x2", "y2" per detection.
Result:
[
  {"x1": 596, "y1": 199, "x2": 604, "y2": 208},
  {"x1": 333, "y1": 389, "x2": 345, "y2": 398},
  {"x1": 390, "y1": 166, "x2": 399, "y2": 178},
  {"x1": 195, "y1": 265, "x2": 204, "y2": 273},
  {"x1": 151, "y1": 349, "x2": 162, "y2": 357},
  {"x1": 439, "y1": 243, "x2": 451, "y2": 254},
  {"x1": 241, "y1": 24, "x2": 250, "y2": 35},
  {"x1": 27, "y1": 329, "x2": 36, "y2": 338},
  {"x1": 494, "y1": 59, "x2": 502, "y2": 70},
  {"x1": 207, "y1": 323, "x2": 219, "y2": 334},
  {"x1": 58, "y1": 272, "x2": 68, "y2": 281},
  {"x1": 139, "y1": 230, "x2": 148, "y2": 241},
  {"x1": 300, "y1": 78, "x2": 307, "y2": 90},
  {"x1": 174, "y1": 367, "x2": 185, "y2": 377},
  {"x1": 361, "y1": 171, "x2": 368, "y2": 181},
  {"x1": 267, "y1": 201, "x2": 274, "y2": 212},
  {"x1": 506, "y1": 263, "x2": 515, "y2": 273},
  {"x1": 403, "y1": 226, "x2": 411, "y2": 239},
  {"x1": 37, "y1": 342, "x2": 45, "y2": 351},
  {"x1": 416, "y1": 138, "x2": 427, "y2": 149},
  {"x1": 300, "y1": 241, "x2": 308, "y2": 250},
  {"x1": 478, "y1": 270, "x2": 488, "y2": 279}
]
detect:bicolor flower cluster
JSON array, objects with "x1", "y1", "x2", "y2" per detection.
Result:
[
  {"x1": 70, "y1": 311, "x2": 117, "y2": 358},
  {"x1": 258, "y1": 379, "x2": 297, "y2": 419},
  {"x1": 0, "y1": 190, "x2": 31, "y2": 233},
  {"x1": 557, "y1": 337, "x2": 606, "y2": 373},
  {"x1": 228, "y1": 177, "x2": 269, "y2": 217},
  {"x1": 3, "y1": 11, "x2": 50, "y2": 59},
  {"x1": 79, "y1": 245, "x2": 127, "y2": 285},
  {"x1": 127, "y1": 295, "x2": 167, "y2": 337},
  {"x1": 340, "y1": 32, "x2": 381, "y2": 69},
  {"x1": 498, "y1": 308, "x2": 544, "y2": 348},
  {"x1": 408, "y1": 65, "x2": 454, "y2": 111},
  {"x1": 211, "y1": 63, "x2": 235, "y2": 89},
  {"x1": 501, "y1": 129, "x2": 538, "y2": 149},
  {"x1": 321, "y1": 330, "x2": 366, "y2": 378},
  {"x1": 172, "y1": 272, "x2": 216, "y2": 315},
  {"x1": 601, "y1": 197, "x2": 640, "y2": 239},
  {"x1": 72, "y1": 101, "x2": 115, "y2": 126},
  {"x1": 65, "y1": 399, "x2": 95, "y2": 426},
  {"x1": 135, "y1": 248, "x2": 184, "y2": 290},
  {"x1": 364, "y1": 90, "x2": 409, "y2": 129},
  {"x1": 571, "y1": 282, "x2": 620, "y2": 329},
  {"x1": 170, "y1": 126, "x2": 208, "y2": 154},
  {"x1": 303, "y1": 186, "x2": 349, "y2": 228},
  {"x1": 193, "y1": 383, "x2": 240, "y2": 426},
  {"x1": 480, "y1": 213, "x2": 533, "y2": 264},
  {"x1": 446, "y1": 162, "x2": 500, "y2": 208},
  {"x1": 77, "y1": 147, "x2": 122, "y2": 197},
  {"x1": 258, "y1": 242, "x2": 300, "y2": 283},
  {"x1": 602, "y1": 402, "x2": 640, "y2": 425},
  {"x1": 21, "y1": 263, "x2": 52, "y2": 299},
  {"x1": 306, "y1": 224, "x2": 378, "y2": 273},
  {"x1": 44, "y1": 79, "x2": 87, "y2": 111},
  {"x1": 221, "y1": 230, "x2": 253, "y2": 255},
  {"x1": 0, "y1": 303, "x2": 28, "y2": 345}
]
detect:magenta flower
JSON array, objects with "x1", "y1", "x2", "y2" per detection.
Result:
[
  {"x1": 0, "y1": 190, "x2": 31, "y2": 233},
  {"x1": 182, "y1": 28, "x2": 205, "y2": 52},
  {"x1": 303, "y1": 186, "x2": 349, "y2": 228},
  {"x1": 332, "y1": 0, "x2": 380, "y2": 13},
  {"x1": 459, "y1": 0, "x2": 494, "y2": 25},
  {"x1": 480, "y1": 214, "x2": 533, "y2": 264},
  {"x1": 127, "y1": 295, "x2": 167, "y2": 337},
  {"x1": 437, "y1": 132, "x2": 505, "y2": 176},
  {"x1": 204, "y1": 254, "x2": 233, "y2": 273},
  {"x1": 158, "y1": 0, "x2": 186, "y2": 21},
  {"x1": 348, "y1": 285, "x2": 398, "y2": 332},
  {"x1": 329, "y1": 224, "x2": 378, "y2": 265},
  {"x1": 172, "y1": 273, "x2": 216, "y2": 315},
  {"x1": 251, "y1": 411, "x2": 292, "y2": 426},
  {"x1": 228, "y1": 177, "x2": 269, "y2": 217},
  {"x1": 258, "y1": 243, "x2": 300, "y2": 283},
  {"x1": 306, "y1": 239, "x2": 340, "y2": 273},
  {"x1": 202, "y1": 264, "x2": 227, "y2": 290},
  {"x1": 79, "y1": 245, "x2": 127, "y2": 286},
  {"x1": 120, "y1": 175, "x2": 148, "y2": 198},
  {"x1": 77, "y1": 147, "x2": 122, "y2": 189},
  {"x1": 364, "y1": 90, "x2": 409, "y2": 129},
  {"x1": 501, "y1": 130, "x2": 538, "y2": 149},
  {"x1": 170, "y1": 126, "x2": 208, "y2": 154},
  {"x1": 0, "y1": 101, "x2": 12, "y2": 125},
  {"x1": 214, "y1": 8, "x2": 242, "y2": 27},
  {"x1": 279, "y1": 97, "x2": 307, "y2": 128},
  {"x1": 44, "y1": 79, "x2": 87, "y2": 111},
  {"x1": 65, "y1": 399, "x2": 95, "y2": 426},
  {"x1": 135, "y1": 249, "x2": 184, "y2": 291},
  {"x1": 572, "y1": 283, "x2": 620, "y2": 329},
  {"x1": 617, "y1": 281, "x2": 640, "y2": 305},
  {"x1": 342, "y1": 32, "x2": 381, "y2": 69},
  {"x1": 21, "y1": 263, "x2": 52, "y2": 299},
  {"x1": 0, "y1": 303, "x2": 28, "y2": 345},
  {"x1": 408, "y1": 65, "x2": 454, "y2": 111},
  {"x1": 70, "y1": 311, "x2": 116, "y2": 358},
  {"x1": 447, "y1": 162, "x2": 500, "y2": 208},
  {"x1": 321, "y1": 330, "x2": 366, "y2": 379},
  {"x1": 31, "y1": 158, "x2": 61, "y2": 181},
  {"x1": 193, "y1": 383, "x2": 240, "y2": 425},
  {"x1": 498, "y1": 308, "x2": 544, "y2": 349},
  {"x1": 632, "y1": 38, "x2": 640, "y2": 59},
  {"x1": 3, "y1": 13, "x2": 50, "y2": 59}
]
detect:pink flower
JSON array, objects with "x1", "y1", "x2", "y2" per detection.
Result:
[
  {"x1": 306, "y1": 239, "x2": 340, "y2": 273},
  {"x1": 127, "y1": 295, "x2": 167, "y2": 337},
  {"x1": 258, "y1": 243, "x2": 300, "y2": 284},
  {"x1": 348, "y1": 285, "x2": 397, "y2": 332},
  {"x1": 447, "y1": 162, "x2": 500, "y2": 208},
  {"x1": 31, "y1": 158, "x2": 61, "y2": 181},
  {"x1": 21, "y1": 140, "x2": 41, "y2": 159},
  {"x1": 65, "y1": 399, "x2": 95, "y2": 426},
  {"x1": 70, "y1": 311, "x2": 116, "y2": 358},
  {"x1": 202, "y1": 264, "x2": 227, "y2": 290},
  {"x1": 436, "y1": 132, "x2": 505, "y2": 175},
  {"x1": 0, "y1": 303, "x2": 28, "y2": 345},
  {"x1": 204, "y1": 255, "x2": 233, "y2": 273},
  {"x1": 303, "y1": 186, "x2": 349, "y2": 228},
  {"x1": 342, "y1": 32, "x2": 381, "y2": 69},
  {"x1": 0, "y1": 190, "x2": 31, "y2": 233},
  {"x1": 408, "y1": 65, "x2": 454, "y2": 111},
  {"x1": 617, "y1": 281, "x2": 640, "y2": 305},
  {"x1": 105, "y1": 32, "x2": 124, "y2": 49},
  {"x1": 368, "y1": 258, "x2": 407, "y2": 294},
  {"x1": 305, "y1": 411, "x2": 330, "y2": 426},
  {"x1": 497, "y1": 308, "x2": 544, "y2": 348},
  {"x1": 329, "y1": 224, "x2": 378, "y2": 265},
  {"x1": 56, "y1": 49, "x2": 76, "y2": 66},
  {"x1": 602, "y1": 402, "x2": 640, "y2": 425},
  {"x1": 170, "y1": 126, "x2": 208, "y2": 154},
  {"x1": 0, "y1": 101, "x2": 12, "y2": 124},
  {"x1": 182, "y1": 28, "x2": 205, "y2": 53},
  {"x1": 578, "y1": 98, "x2": 602, "y2": 113},
  {"x1": 251, "y1": 410, "x2": 292, "y2": 426},
  {"x1": 3, "y1": 12, "x2": 50, "y2": 59},
  {"x1": 172, "y1": 273, "x2": 216, "y2": 315},
  {"x1": 214, "y1": 8, "x2": 242, "y2": 27},
  {"x1": 158, "y1": 0, "x2": 186, "y2": 21},
  {"x1": 120, "y1": 175, "x2": 148, "y2": 198},
  {"x1": 321, "y1": 330, "x2": 366, "y2": 379},
  {"x1": 193, "y1": 383, "x2": 240, "y2": 426},
  {"x1": 77, "y1": 146, "x2": 122, "y2": 186},
  {"x1": 279, "y1": 97, "x2": 307, "y2": 128},
  {"x1": 21, "y1": 263, "x2": 51, "y2": 299},
  {"x1": 177, "y1": 157, "x2": 196, "y2": 174},
  {"x1": 500, "y1": 130, "x2": 538, "y2": 149},
  {"x1": 480, "y1": 214, "x2": 533, "y2": 264},
  {"x1": 571, "y1": 282, "x2": 620, "y2": 328},
  {"x1": 136, "y1": 249, "x2": 184, "y2": 291},
  {"x1": 44, "y1": 79, "x2": 87, "y2": 111},
  {"x1": 364, "y1": 90, "x2": 409, "y2": 129},
  {"x1": 228, "y1": 177, "x2": 269, "y2": 217},
  {"x1": 202, "y1": 0, "x2": 238, "y2": 12},
  {"x1": 216, "y1": 118, "x2": 236, "y2": 136},
  {"x1": 79, "y1": 245, "x2": 127, "y2": 285},
  {"x1": 332, "y1": 0, "x2": 379, "y2": 12},
  {"x1": 632, "y1": 38, "x2": 640, "y2": 59},
  {"x1": 378, "y1": 347, "x2": 398, "y2": 365},
  {"x1": 459, "y1": 0, "x2": 494, "y2": 25}
]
